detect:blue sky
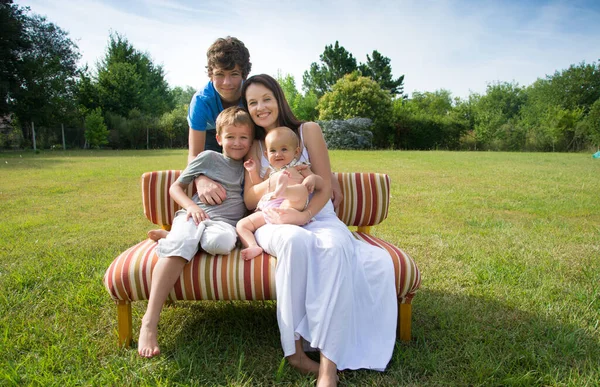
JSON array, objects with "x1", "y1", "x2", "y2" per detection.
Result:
[{"x1": 17, "y1": 0, "x2": 600, "y2": 99}]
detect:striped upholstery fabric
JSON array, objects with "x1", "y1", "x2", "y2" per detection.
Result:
[
  {"x1": 104, "y1": 240, "x2": 276, "y2": 301},
  {"x1": 141, "y1": 171, "x2": 390, "y2": 228},
  {"x1": 335, "y1": 173, "x2": 390, "y2": 227},
  {"x1": 104, "y1": 171, "x2": 419, "y2": 303},
  {"x1": 142, "y1": 170, "x2": 194, "y2": 228},
  {"x1": 103, "y1": 234, "x2": 418, "y2": 302},
  {"x1": 352, "y1": 232, "x2": 421, "y2": 302}
]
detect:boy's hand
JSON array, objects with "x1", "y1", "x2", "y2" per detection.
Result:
[
  {"x1": 186, "y1": 204, "x2": 209, "y2": 225},
  {"x1": 244, "y1": 159, "x2": 256, "y2": 172}
]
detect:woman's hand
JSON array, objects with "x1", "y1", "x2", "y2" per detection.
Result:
[
  {"x1": 263, "y1": 207, "x2": 311, "y2": 226},
  {"x1": 194, "y1": 175, "x2": 226, "y2": 205},
  {"x1": 331, "y1": 178, "x2": 343, "y2": 209}
]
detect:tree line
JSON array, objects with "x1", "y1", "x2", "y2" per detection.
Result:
[{"x1": 1, "y1": 1, "x2": 598, "y2": 152}]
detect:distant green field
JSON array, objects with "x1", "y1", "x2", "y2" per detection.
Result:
[{"x1": 1, "y1": 149, "x2": 599, "y2": 386}]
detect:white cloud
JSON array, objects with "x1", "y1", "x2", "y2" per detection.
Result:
[{"x1": 16, "y1": 0, "x2": 600, "y2": 98}]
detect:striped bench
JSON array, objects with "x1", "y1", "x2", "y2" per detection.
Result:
[{"x1": 103, "y1": 171, "x2": 421, "y2": 347}]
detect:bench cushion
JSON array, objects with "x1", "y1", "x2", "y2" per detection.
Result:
[
  {"x1": 142, "y1": 171, "x2": 391, "y2": 229},
  {"x1": 103, "y1": 233, "x2": 420, "y2": 303}
]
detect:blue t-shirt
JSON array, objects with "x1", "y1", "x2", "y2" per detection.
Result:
[{"x1": 187, "y1": 81, "x2": 224, "y2": 152}]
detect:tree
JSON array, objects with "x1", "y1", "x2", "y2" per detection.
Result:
[
  {"x1": 318, "y1": 72, "x2": 393, "y2": 147},
  {"x1": 97, "y1": 61, "x2": 144, "y2": 117},
  {"x1": 472, "y1": 82, "x2": 527, "y2": 149},
  {"x1": 95, "y1": 32, "x2": 173, "y2": 117},
  {"x1": 4, "y1": 6, "x2": 80, "y2": 145},
  {"x1": 84, "y1": 108, "x2": 109, "y2": 148},
  {"x1": 158, "y1": 104, "x2": 188, "y2": 148},
  {"x1": 519, "y1": 62, "x2": 600, "y2": 151},
  {"x1": 170, "y1": 85, "x2": 196, "y2": 107},
  {"x1": 541, "y1": 106, "x2": 584, "y2": 151},
  {"x1": 0, "y1": 0, "x2": 29, "y2": 118},
  {"x1": 542, "y1": 62, "x2": 600, "y2": 112},
  {"x1": 393, "y1": 90, "x2": 468, "y2": 150},
  {"x1": 303, "y1": 41, "x2": 358, "y2": 97},
  {"x1": 584, "y1": 98, "x2": 600, "y2": 148},
  {"x1": 359, "y1": 50, "x2": 405, "y2": 97},
  {"x1": 277, "y1": 72, "x2": 318, "y2": 121}
]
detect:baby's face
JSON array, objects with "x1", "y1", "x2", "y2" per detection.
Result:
[{"x1": 265, "y1": 133, "x2": 299, "y2": 169}]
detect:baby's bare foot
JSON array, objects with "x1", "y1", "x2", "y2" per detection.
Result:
[
  {"x1": 274, "y1": 171, "x2": 290, "y2": 198},
  {"x1": 138, "y1": 321, "x2": 160, "y2": 358},
  {"x1": 241, "y1": 245, "x2": 263, "y2": 260},
  {"x1": 148, "y1": 229, "x2": 169, "y2": 241}
]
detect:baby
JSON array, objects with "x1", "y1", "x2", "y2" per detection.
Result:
[{"x1": 236, "y1": 126, "x2": 323, "y2": 260}]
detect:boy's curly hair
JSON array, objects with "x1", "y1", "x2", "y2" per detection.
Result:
[{"x1": 206, "y1": 37, "x2": 252, "y2": 79}]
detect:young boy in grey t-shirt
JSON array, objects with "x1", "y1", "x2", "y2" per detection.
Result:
[{"x1": 155, "y1": 106, "x2": 253, "y2": 259}]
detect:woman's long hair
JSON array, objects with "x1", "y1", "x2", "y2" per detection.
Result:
[{"x1": 241, "y1": 74, "x2": 303, "y2": 140}]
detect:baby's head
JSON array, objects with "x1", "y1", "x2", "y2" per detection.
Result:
[{"x1": 264, "y1": 126, "x2": 300, "y2": 169}]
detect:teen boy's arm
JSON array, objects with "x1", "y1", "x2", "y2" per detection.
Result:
[{"x1": 188, "y1": 130, "x2": 206, "y2": 165}]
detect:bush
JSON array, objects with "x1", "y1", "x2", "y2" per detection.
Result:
[
  {"x1": 319, "y1": 117, "x2": 373, "y2": 150},
  {"x1": 84, "y1": 108, "x2": 109, "y2": 148},
  {"x1": 318, "y1": 72, "x2": 393, "y2": 148}
]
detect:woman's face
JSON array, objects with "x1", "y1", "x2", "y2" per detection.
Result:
[{"x1": 245, "y1": 83, "x2": 279, "y2": 130}]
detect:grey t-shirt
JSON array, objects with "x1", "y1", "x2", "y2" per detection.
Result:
[{"x1": 177, "y1": 150, "x2": 245, "y2": 227}]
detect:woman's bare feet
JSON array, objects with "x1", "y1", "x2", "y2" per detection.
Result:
[
  {"x1": 137, "y1": 319, "x2": 160, "y2": 358},
  {"x1": 287, "y1": 352, "x2": 320, "y2": 376},
  {"x1": 148, "y1": 229, "x2": 169, "y2": 242},
  {"x1": 273, "y1": 171, "x2": 290, "y2": 198},
  {"x1": 241, "y1": 245, "x2": 263, "y2": 260},
  {"x1": 317, "y1": 354, "x2": 338, "y2": 387}
]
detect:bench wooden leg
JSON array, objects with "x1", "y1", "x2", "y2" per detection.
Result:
[
  {"x1": 397, "y1": 301, "x2": 412, "y2": 342},
  {"x1": 117, "y1": 300, "x2": 132, "y2": 348}
]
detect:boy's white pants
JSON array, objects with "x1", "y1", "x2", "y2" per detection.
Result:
[{"x1": 156, "y1": 215, "x2": 237, "y2": 260}]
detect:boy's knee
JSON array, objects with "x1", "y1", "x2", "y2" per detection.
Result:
[{"x1": 202, "y1": 231, "x2": 237, "y2": 256}]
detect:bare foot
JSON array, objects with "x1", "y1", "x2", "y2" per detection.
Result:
[
  {"x1": 148, "y1": 229, "x2": 169, "y2": 242},
  {"x1": 138, "y1": 321, "x2": 160, "y2": 358},
  {"x1": 241, "y1": 245, "x2": 263, "y2": 260},
  {"x1": 317, "y1": 374, "x2": 338, "y2": 387},
  {"x1": 273, "y1": 171, "x2": 290, "y2": 198},
  {"x1": 287, "y1": 352, "x2": 320, "y2": 376}
]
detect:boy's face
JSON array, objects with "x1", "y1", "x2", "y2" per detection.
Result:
[
  {"x1": 264, "y1": 130, "x2": 300, "y2": 169},
  {"x1": 216, "y1": 124, "x2": 253, "y2": 160},
  {"x1": 211, "y1": 65, "x2": 244, "y2": 104}
]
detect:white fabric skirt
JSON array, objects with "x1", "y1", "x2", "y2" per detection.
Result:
[{"x1": 254, "y1": 201, "x2": 397, "y2": 371}]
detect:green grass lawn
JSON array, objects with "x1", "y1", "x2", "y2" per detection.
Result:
[{"x1": 1, "y1": 149, "x2": 599, "y2": 386}]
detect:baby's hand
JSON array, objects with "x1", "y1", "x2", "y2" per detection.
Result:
[
  {"x1": 244, "y1": 159, "x2": 256, "y2": 172},
  {"x1": 303, "y1": 175, "x2": 318, "y2": 194},
  {"x1": 279, "y1": 167, "x2": 303, "y2": 185}
]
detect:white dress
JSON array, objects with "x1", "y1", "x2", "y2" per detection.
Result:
[{"x1": 255, "y1": 125, "x2": 397, "y2": 371}]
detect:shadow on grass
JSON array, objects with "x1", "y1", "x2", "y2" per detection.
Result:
[
  {"x1": 396, "y1": 288, "x2": 600, "y2": 385},
  {"x1": 125, "y1": 291, "x2": 599, "y2": 386}
]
